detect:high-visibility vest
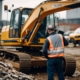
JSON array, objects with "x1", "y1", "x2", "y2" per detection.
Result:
[{"x1": 47, "y1": 34, "x2": 64, "y2": 58}]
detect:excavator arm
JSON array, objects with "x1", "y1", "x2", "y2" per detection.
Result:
[{"x1": 21, "y1": 0, "x2": 80, "y2": 43}]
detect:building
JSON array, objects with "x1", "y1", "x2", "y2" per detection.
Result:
[
  {"x1": 66, "y1": 8, "x2": 80, "y2": 30},
  {"x1": 67, "y1": 8, "x2": 80, "y2": 19},
  {"x1": 59, "y1": 8, "x2": 80, "y2": 32}
]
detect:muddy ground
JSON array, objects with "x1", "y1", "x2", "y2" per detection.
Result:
[{"x1": 30, "y1": 46, "x2": 80, "y2": 80}]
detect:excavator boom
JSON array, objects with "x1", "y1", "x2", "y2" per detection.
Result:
[{"x1": 21, "y1": 0, "x2": 80, "y2": 43}]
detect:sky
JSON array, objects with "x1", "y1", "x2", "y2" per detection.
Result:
[{"x1": 2, "y1": 0, "x2": 66, "y2": 20}]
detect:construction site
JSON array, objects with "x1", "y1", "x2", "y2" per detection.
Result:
[{"x1": 0, "y1": 0, "x2": 80, "y2": 80}]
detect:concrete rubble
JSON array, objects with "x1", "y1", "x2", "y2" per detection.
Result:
[{"x1": 0, "y1": 61, "x2": 35, "y2": 80}]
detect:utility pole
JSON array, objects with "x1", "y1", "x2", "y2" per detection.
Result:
[{"x1": 4, "y1": 4, "x2": 14, "y2": 26}]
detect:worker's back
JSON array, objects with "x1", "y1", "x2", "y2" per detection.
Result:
[{"x1": 49, "y1": 34, "x2": 63, "y2": 48}]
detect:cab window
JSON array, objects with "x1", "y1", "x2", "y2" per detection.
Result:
[{"x1": 21, "y1": 9, "x2": 32, "y2": 26}]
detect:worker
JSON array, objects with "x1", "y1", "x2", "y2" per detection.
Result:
[{"x1": 42, "y1": 25, "x2": 68, "y2": 80}]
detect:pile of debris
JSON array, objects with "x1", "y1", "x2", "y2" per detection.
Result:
[{"x1": 0, "y1": 61, "x2": 35, "y2": 80}]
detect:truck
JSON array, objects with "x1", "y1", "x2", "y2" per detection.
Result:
[{"x1": 0, "y1": 0, "x2": 80, "y2": 76}]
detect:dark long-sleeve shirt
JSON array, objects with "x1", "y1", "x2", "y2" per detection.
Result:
[{"x1": 42, "y1": 32, "x2": 69, "y2": 58}]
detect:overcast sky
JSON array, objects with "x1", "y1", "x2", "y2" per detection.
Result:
[{"x1": 2, "y1": 0, "x2": 66, "y2": 20}]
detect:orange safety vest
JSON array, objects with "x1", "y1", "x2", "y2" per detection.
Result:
[{"x1": 47, "y1": 34, "x2": 64, "y2": 58}]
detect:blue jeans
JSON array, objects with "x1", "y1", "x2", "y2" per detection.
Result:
[{"x1": 47, "y1": 57, "x2": 65, "y2": 80}]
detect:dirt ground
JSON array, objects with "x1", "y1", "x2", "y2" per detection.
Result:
[
  {"x1": 1, "y1": 45, "x2": 80, "y2": 80},
  {"x1": 30, "y1": 46, "x2": 80, "y2": 80}
]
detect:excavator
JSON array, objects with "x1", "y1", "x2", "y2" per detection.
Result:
[{"x1": 0, "y1": 0, "x2": 80, "y2": 76}]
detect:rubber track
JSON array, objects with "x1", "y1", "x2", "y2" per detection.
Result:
[
  {"x1": 0, "y1": 49, "x2": 31, "y2": 73},
  {"x1": 63, "y1": 55, "x2": 76, "y2": 76}
]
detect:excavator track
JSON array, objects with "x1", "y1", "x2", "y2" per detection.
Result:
[
  {"x1": 0, "y1": 49, "x2": 76, "y2": 76},
  {"x1": 63, "y1": 55, "x2": 76, "y2": 76},
  {"x1": 0, "y1": 49, "x2": 31, "y2": 73}
]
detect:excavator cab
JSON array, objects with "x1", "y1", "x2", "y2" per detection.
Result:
[
  {"x1": 1, "y1": 7, "x2": 59, "y2": 46},
  {"x1": 8, "y1": 7, "x2": 59, "y2": 44},
  {"x1": 9, "y1": 8, "x2": 33, "y2": 38}
]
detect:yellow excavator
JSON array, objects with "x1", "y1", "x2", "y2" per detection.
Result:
[{"x1": 0, "y1": 0, "x2": 80, "y2": 76}]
